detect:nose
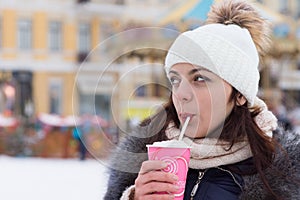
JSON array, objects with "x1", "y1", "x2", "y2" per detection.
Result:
[{"x1": 174, "y1": 79, "x2": 193, "y2": 102}]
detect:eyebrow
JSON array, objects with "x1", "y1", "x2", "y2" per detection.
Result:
[{"x1": 169, "y1": 67, "x2": 209, "y2": 76}]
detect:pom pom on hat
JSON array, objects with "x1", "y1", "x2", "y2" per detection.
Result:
[{"x1": 165, "y1": 23, "x2": 259, "y2": 106}]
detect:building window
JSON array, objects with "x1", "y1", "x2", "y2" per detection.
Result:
[
  {"x1": 297, "y1": 0, "x2": 300, "y2": 18},
  {"x1": 18, "y1": 19, "x2": 32, "y2": 50},
  {"x1": 151, "y1": 83, "x2": 170, "y2": 98},
  {"x1": 115, "y1": 0, "x2": 124, "y2": 4},
  {"x1": 0, "y1": 18, "x2": 2, "y2": 48},
  {"x1": 78, "y1": 23, "x2": 91, "y2": 53},
  {"x1": 279, "y1": 0, "x2": 288, "y2": 14},
  {"x1": 297, "y1": 59, "x2": 300, "y2": 70},
  {"x1": 12, "y1": 71, "x2": 33, "y2": 117},
  {"x1": 77, "y1": 0, "x2": 90, "y2": 3},
  {"x1": 49, "y1": 79, "x2": 63, "y2": 115},
  {"x1": 135, "y1": 85, "x2": 146, "y2": 97},
  {"x1": 49, "y1": 21, "x2": 62, "y2": 52}
]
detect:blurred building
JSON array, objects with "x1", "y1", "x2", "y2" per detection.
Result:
[
  {"x1": 0, "y1": 0, "x2": 83, "y2": 117},
  {"x1": 0, "y1": 0, "x2": 176, "y2": 132},
  {"x1": 74, "y1": 0, "x2": 176, "y2": 130},
  {"x1": 256, "y1": 0, "x2": 300, "y2": 109},
  {"x1": 0, "y1": 0, "x2": 299, "y2": 132}
]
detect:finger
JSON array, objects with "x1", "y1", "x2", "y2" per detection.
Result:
[
  {"x1": 139, "y1": 160, "x2": 167, "y2": 174},
  {"x1": 138, "y1": 171, "x2": 178, "y2": 185},
  {"x1": 138, "y1": 182, "x2": 179, "y2": 195},
  {"x1": 143, "y1": 194, "x2": 175, "y2": 200}
]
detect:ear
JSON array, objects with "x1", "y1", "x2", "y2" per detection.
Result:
[{"x1": 236, "y1": 94, "x2": 247, "y2": 106}]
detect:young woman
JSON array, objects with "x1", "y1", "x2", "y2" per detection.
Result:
[{"x1": 104, "y1": 0, "x2": 300, "y2": 199}]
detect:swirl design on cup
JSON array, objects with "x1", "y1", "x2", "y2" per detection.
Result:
[{"x1": 159, "y1": 156, "x2": 178, "y2": 174}]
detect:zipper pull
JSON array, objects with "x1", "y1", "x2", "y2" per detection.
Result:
[
  {"x1": 190, "y1": 171, "x2": 205, "y2": 200},
  {"x1": 190, "y1": 183, "x2": 199, "y2": 198}
]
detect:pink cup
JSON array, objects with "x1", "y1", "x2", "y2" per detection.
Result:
[{"x1": 147, "y1": 141, "x2": 191, "y2": 200}]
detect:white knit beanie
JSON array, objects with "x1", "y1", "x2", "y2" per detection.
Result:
[{"x1": 165, "y1": 23, "x2": 260, "y2": 106}]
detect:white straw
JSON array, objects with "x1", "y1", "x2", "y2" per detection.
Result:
[{"x1": 178, "y1": 116, "x2": 190, "y2": 141}]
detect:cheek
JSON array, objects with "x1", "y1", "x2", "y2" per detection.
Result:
[
  {"x1": 198, "y1": 86, "x2": 229, "y2": 120},
  {"x1": 196, "y1": 92, "x2": 212, "y2": 111},
  {"x1": 209, "y1": 85, "x2": 234, "y2": 121},
  {"x1": 195, "y1": 91, "x2": 212, "y2": 115},
  {"x1": 209, "y1": 83, "x2": 232, "y2": 107}
]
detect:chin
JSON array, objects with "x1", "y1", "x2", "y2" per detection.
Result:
[
  {"x1": 185, "y1": 127, "x2": 207, "y2": 139},
  {"x1": 185, "y1": 131, "x2": 205, "y2": 139}
]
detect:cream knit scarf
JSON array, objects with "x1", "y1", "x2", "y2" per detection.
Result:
[{"x1": 165, "y1": 97, "x2": 278, "y2": 170}]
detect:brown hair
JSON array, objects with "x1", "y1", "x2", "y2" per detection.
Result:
[{"x1": 225, "y1": 89, "x2": 279, "y2": 198}]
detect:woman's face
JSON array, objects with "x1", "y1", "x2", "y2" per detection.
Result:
[{"x1": 169, "y1": 63, "x2": 235, "y2": 138}]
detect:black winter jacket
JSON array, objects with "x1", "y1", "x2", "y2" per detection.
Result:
[
  {"x1": 183, "y1": 167, "x2": 243, "y2": 199},
  {"x1": 104, "y1": 113, "x2": 300, "y2": 200}
]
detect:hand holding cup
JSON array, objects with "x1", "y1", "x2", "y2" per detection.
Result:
[{"x1": 134, "y1": 160, "x2": 179, "y2": 200}]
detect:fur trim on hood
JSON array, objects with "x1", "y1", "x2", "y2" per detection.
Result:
[{"x1": 240, "y1": 129, "x2": 300, "y2": 199}]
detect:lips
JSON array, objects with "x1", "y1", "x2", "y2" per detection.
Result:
[{"x1": 179, "y1": 113, "x2": 195, "y2": 122}]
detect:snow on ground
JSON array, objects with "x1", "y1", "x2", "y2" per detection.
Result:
[{"x1": 0, "y1": 156, "x2": 109, "y2": 200}]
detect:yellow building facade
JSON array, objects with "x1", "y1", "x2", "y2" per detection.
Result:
[
  {"x1": 0, "y1": 0, "x2": 117, "y2": 117},
  {"x1": 0, "y1": 0, "x2": 172, "y2": 131}
]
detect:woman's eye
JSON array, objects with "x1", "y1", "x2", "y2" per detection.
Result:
[
  {"x1": 170, "y1": 77, "x2": 180, "y2": 85},
  {"x1": 194, "y1": 75, "x2": 207, "y2": 82}
]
